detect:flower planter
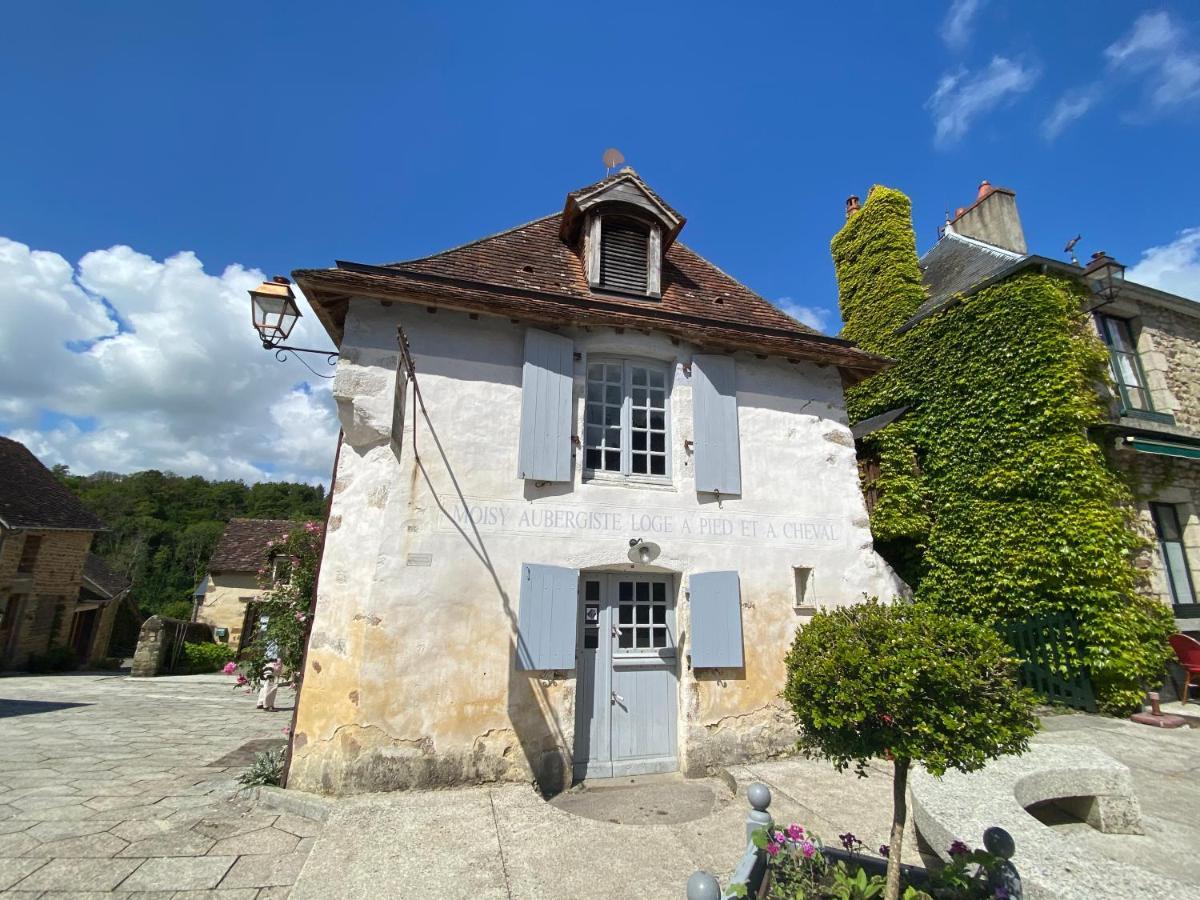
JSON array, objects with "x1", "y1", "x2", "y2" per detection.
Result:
[{"x1": 686, "y1": 783, "x2": 1022, "y2": 900}]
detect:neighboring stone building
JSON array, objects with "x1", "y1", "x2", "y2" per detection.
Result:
[
  {"x1": 913, "y1": 182, "x2": 1200, "y2": 636},
  {"x1": 286, "y1": 168, "x2": 905, "y2": 795},
  {"x1": 0, "y1": 437, "x2": 115, "y2": 668},
  {"x1": 195, "y1": 518, "x2": 293, "y2": 648}
]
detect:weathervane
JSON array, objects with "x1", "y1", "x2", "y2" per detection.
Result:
[
  {"x1": 1064, "y1": 234, "x2": 1081, "y2": 267},
  {"x1": 603, "y1": 148, "x2": 624, "y2": 175}
]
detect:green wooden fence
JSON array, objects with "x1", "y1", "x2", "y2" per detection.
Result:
[{"x1": 998, "y1": 611, "x2": 1097, "y2": 712}]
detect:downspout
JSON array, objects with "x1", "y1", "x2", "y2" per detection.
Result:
[{"x1": 280, "y1": 428, "x2": 344, "y2": 789}]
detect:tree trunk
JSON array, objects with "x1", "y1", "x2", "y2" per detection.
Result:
[{"x1": 885, "y1": 757, "x2": 910, "y2": 900}]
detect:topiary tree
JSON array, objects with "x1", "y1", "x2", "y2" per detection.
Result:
[{"x1": 783, "y1": 600, "x2": 1037, "y2": 900}]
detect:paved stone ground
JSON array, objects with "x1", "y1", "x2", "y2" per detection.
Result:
[{"x1": 0, "y1": 672, "x2": 321, "y2": 898}]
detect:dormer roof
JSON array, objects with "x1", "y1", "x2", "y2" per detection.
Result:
[{"x1": 559, "y1": 167, "x2": 686, "y2": 249}]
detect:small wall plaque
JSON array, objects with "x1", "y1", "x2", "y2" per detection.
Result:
[{"x1": 406, "y1": 553, "x2": 433, "y2": 567}]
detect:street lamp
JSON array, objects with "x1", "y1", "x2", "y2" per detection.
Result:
[
  {"x1": 248, "y1": 276, "x2": 338, "y2": 375},
  {"x1": 1082, "y1": 251, "x2": 1125, "y2": 304},
  {"x1": 250, "y1": 277, "x2": 302, "y2": 348}
]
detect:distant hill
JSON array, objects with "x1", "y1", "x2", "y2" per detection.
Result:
[{"x1": 53, "y1": 466, "x2": 325, "y2": 619}]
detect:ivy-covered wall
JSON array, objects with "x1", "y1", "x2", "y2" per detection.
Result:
[{"x1": 833, "y1": 186, "x2": 1173, "y2": 713}]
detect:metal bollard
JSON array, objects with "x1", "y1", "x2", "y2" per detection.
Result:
[
  {"x1": 745, "y1": 782, "x2": 772, "y2": 843},
  {"x1": 686, "y1": 871, "x2": 722, "y2": 900},
  {"x1": 983, "y1": 826, "x2": 1022, "y2": 900}
]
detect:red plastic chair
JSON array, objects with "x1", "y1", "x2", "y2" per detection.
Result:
[{"x1": 1169, "y1": 634, "x2": 1200, "y2": 705}]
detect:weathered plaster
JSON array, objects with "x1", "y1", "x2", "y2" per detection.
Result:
[{"x1": 290, "y1": 300, "x2": 905, "y2": 795}]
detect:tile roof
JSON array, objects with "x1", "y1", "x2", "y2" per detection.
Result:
[
  {"x1": 294, "y1": 179, "x2": 892, "y2": 380},
  {"x1": 208, "y1": 518, "x2": 294, "y2": 573},
  {"x1": 0, "y1": 437, "x2": 105, "y2": 531},
  {"x1": 910, "y1": 231, "x2": 1025, "y2": 325},
  {"x1": 82, "y1": 553, "x2": 131, "y2": 601}
]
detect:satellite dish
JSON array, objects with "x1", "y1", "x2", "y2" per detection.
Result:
[{"x1": 603, "y1": 148, "x2": 625, "y2": 173}]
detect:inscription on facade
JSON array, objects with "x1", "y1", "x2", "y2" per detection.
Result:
[{"x1": 436, "y1": 498, "x2": 842, "y2": 547}]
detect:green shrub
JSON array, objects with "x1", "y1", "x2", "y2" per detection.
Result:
[
  {"x1": 783, "y1": 600, "x2": 1037, "y2": 900},
  {"x1": 181, "y1": 641, "x2": 235, "y2": 674},
  {"x1": 25, "y1": 646, "x2": 78, "y2": 673},
  {"x1": 238, "y1": 747, "x2": 285, "y2": 787}
]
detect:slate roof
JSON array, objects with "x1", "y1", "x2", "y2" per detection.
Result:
[
  {"x1": 294, "y1": 176, "x2": 892, "y2": 380},
  {"x1": 0, "y1": 437, "x2": 105, "y2": 531},
  {"x1": 208, "y1": 518, "x2": 294, "y2": 573},
  {"x1": 913, "y1": 231, "x2": 1025, "y2": 323},
  {"x1": 82, "y1": 553, "x2": 131, "y2": 601}
]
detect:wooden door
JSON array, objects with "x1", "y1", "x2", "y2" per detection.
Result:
[{"x1": 572, "y1": 574, "x2": 678, "y2": 781}]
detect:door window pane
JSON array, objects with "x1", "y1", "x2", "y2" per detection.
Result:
[
  {"x1": 1151, "y1": 503, "x2": 1196, "y2": 606},
  {"x1": 614, "y1": 578, "x2": 672, "y2": 654}
]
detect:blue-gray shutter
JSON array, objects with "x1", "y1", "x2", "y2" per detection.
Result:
[
  {"x1": 691, "y1": 355, "x2": 741, "y2": 494},
  {"x1": 515, "y1": 563, "x2": 579, "y2": 670},
  {"x1": 689, "y1": 570, "x2": 743, "y2": 668},
  {"x1": 517, "y1": 328, "x2": 574, "y2": 482}
]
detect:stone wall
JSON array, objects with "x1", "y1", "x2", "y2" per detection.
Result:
[
  {"x1": 1131, "y1": 296, "x2": 1200, "y2": 432},
  {"x1": 131, "y1": 616, "x2": 215, "y2": 677},
  {"x1": 0, "y1": 529, "x2": 96, "y2": 669}
]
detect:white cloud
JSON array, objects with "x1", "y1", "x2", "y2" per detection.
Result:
[
  {"x1": 941, "y1": 0, "x2": 987, "y2": 51},
  {"x1": 927, "y1": 56, "x2": 1039, "y2": 145},
  {"x1": 774, "y1": 297, "x2": 832, "y2": 334},
  {"x1": 1041, "y1": 87, "x2": 1101, "y2": 141},
  {"x1": 0, "y1": 237, "x2": 339, "y2": 485},
  {"x1": 1105, "y1": 11, "x2": 1200, "y2": 111},
  {"x1": 1126, "y1": 227, "x2": 1200, "y2": 302}
]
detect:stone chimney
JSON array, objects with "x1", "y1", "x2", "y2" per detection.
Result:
[
  {"x1": 949, "y1": 180, "x2": 1027, "y2": 254},
  {"x1": 845, "y1": 195, "x2": 861, "y2": 219}
]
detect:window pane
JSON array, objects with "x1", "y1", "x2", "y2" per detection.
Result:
[
  {"x1": 650, "y1": 433, "x2": 664, "y2": 452},
  {"x1": 636, "y1": 630, "x2": 650, "y2": 648},
  {"x1": 619, "y1": 631, "x2": 633, "y2": 648},
  {"x1": 605, "y1": 427, "x2": 621, "y2": 448},
  {"x1": 604, "y1": 450, "x2": 620, "y2": 470},
  {"x1": 632, "y1": 432, "x2": 646, "y2": 451},
  {"x1": 588, "y1": 364, "x2": 604, "y2": 381},
  {"x1": 653, "y1": 627, "x2": 667, "y2": 648},
  {"x1": 636, "y1": 582, "x2": 649, "y2": 602},
  {"x1": 632, "y1": 409, "x2": 646, "y2": 428},
  {"x1": 606, "y1": 385, "x2": 622, "y2": 405},
  {"x1": 585, "y1": 449, "x2": 600, "y2": 468},
  {"x1": 586, "y1": 382, "x2": 602, "y2": 403},
  {"x1": 649, "y1": 370, "x2": 664, "y2": 389},
  {"x1": 652, "y1": 604, "x2": 665, "y2": 624},
  {"x1": 631, "y1": 455, "x2": 647, "y2": 474},
  {"x1": 586, "y1": 425, "x2": 601, "y2": 446},
  {"x1": 650, "y1": 411, "x2": 664, "y2": 429},
  {"x1": 632, "y1": 387, "x2": 647, "y2": 406},
  {"x1": 1115, "y1": 353, "x2": 1142, "y2": 389},
  {"x1": 583, "y1": 630, "x2": 598, "y2": 650},
  {"x1": 650, "y1": 456, "x2": 666, "y2": 475},
  {"x1": 619, "y1": 604, "x2": 633, "y2": 623},
  {"x1": 586, "y1": 404, "x2": 602, "y2": 425},
  {"x1": 632, "y1": 368, "x2": 647, "y2": 386},
  {"x1": 619, "y1": 581, "x2": 632, "y2": 602},
  {"x1": 650, "y1": 390, "x2": 665, "y2": 408},
  {"x1": 652, "y1": 582, "x2": 665, "y2": 603},
  {"x1": 636, "y1": 604, "x2": 649, "y2": 624},
  {"x1": 605, "y1": 406, "x2": 621, "y2": 427},
  {"x1": 585, "y1": 581, "x2": 600, "y2": 603},
  {"x1": 1164, "y1": 543, "x2": 1196, "y2": 605},
  {"x1": 1109, "y1": 318, "x2": 1135, "y2": 353}
]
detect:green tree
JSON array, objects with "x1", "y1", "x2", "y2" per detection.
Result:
[{"x1": 783, "y1": 601, "x2": 1037, "y2": 900}]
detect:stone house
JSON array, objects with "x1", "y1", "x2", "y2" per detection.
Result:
[
  {"x1": 287, "y1": 168, "x2": 905, "y2": 795},
  {"x1": 910, "y1": 183, "x2": 1200, "y2": 638},
  {"x1": 194, "y1": 518, "x2": 294, "y2": 649},
  {"x1": 0, "y1": 437, "x2": 116, "y2": 668}
]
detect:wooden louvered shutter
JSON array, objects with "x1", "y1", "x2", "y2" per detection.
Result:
[
  {"x1": 515, "y1": 563, "x2": 579, "y2": 670},
  {"x1": 689, "y1": 570, "x2": 744, "y2": 668},
  {"x1": 517, "y1": 328, "x2": 574, "y2": 482},
  {"x1": 600, "y1": 219, "x2": 649, "y2": 293},
  {"x1": 691, "y1": 355, "x2": 742, "y2": 495}
]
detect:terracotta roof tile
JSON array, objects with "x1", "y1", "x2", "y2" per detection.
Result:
[
  {"x1": 0, "y1": 437, "x2": 105, "y2": 531},
  {"x1": 208, "y1": 518, "x2": 294, "y2": 573}
]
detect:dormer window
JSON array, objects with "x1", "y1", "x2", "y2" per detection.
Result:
[
  {"x1": 600, "y1": 217, "x2": 650, "y2": 294},
  {"x1": 560, "y1": 168, "x2": 685, "y2": 301}
]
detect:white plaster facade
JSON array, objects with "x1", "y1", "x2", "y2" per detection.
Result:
[{"x1": 288, "y1": 300, "x2": 905, "y2": 794}]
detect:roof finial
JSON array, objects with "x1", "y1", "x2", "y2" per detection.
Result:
[{"x1": 602, "y1": 148, "x2": 625, "y2": 176}]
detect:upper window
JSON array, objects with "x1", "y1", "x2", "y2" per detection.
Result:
[
  {"x1": 16, "y1": 535, "x2": 41, "y2": 574},
  {"x1": 1151, "y1": 502, "x2": 1196, "y2": 608},
  {"x1": 1096, "y1": 314, "x2": 1152, "y2": 412},
  {"x1": 599, "y1": 218, "x2": 650, "y2": 294},
  {"x1": 584, "y1": 358, "x2": 670, "y2": 479}
]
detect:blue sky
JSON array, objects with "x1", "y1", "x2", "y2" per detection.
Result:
[{"x1": 2, "y1": 1, "x2": 1198, "y2": 482}]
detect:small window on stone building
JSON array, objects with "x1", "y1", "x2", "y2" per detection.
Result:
[
  {"x1": 16, "y1": 535, "x2": 42, "y2": 574},
  {"x1": 1096, "y1": 314, "x2": 1152, "y2": 412},
  {"x1": 599, "y1": 218, "x2": 650, "y2": 294},
  {"x1": 1151, "y1": 503, "x2": 1196, "y2": 608}
]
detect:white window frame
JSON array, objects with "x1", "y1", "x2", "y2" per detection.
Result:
[{"x1": 582, "y1": 356, "x2": 672, "y2": 485}]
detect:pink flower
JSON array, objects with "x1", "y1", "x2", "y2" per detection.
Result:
[
  {"x1": 787, "y1": 824, "x2": 804, "y2": 841},
  {"x1": 801, "y1": 841, "x2": 815, "y2": 859},
  {"x1": 236, "y1": 674, "x2": 248, "y2": 685},
  {"x1": 881, "y1": 714, "x2": 894, "y2": 725},
  {"x1": 772, "y1": 830, "x2": 785, "y2": 844},
  {"x1": 765, "y1": 842, "x2": 780, "y2": 857},
  {"x1": 222, "y1": 661, "x2": 237, "y2": 675},
  {"x1": 295, "y1": 612, "x2": 306, "y2": 622}
]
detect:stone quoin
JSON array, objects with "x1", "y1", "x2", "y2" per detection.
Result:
[{"x1": 286, "y1": 168, "x2": 905, "y2": 795}]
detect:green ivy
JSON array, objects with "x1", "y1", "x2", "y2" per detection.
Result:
[{"x1": 833, "y1": 187, "x2": 1173, "y2": 714}]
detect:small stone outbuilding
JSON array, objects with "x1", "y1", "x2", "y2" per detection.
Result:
[{"x1": 194, "y1": 518, "x2": 293, "y2": 649}]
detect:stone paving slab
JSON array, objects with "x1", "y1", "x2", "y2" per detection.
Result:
[{"x1": 0, "y1": 673, "x2": 324, "y2": 896}]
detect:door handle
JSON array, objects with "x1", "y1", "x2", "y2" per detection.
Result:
[
  {"x1": 611, "y1": 692, "x2": 624, "y2": 704},
  {"x1": 612, "y1": 626, "x2": 622, "y2": 637}
]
